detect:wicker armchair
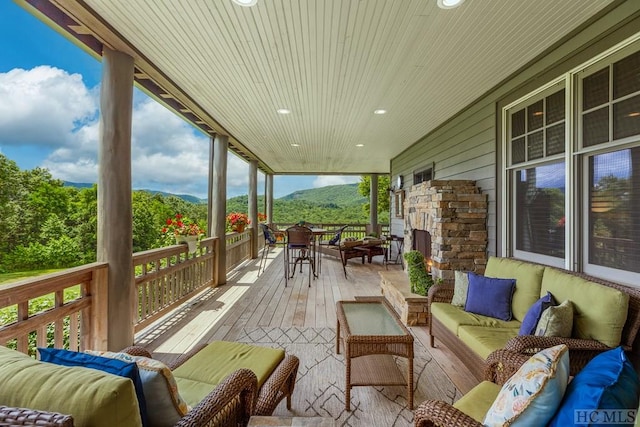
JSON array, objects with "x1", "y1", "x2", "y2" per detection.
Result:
[
  {"x1": 123, "y1": 345, "x2": 299, "y2": 422},
  {"x1": 414, "y1": 349, "x2": 529, "y2": 427},
  {"x1": 0, "y1": 406, "x2": 74, "y2": 427}
]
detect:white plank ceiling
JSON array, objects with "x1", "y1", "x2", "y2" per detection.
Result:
[{"x1": 59, "y1": 0, "x2": 613, "y2": 174}]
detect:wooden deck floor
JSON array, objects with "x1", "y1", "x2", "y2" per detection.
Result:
[{"x1": 135, "y1": 247, "x2": 479, "y2": 395}]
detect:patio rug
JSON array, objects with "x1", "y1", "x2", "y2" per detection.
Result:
[{"x1": 237, "y1": 326, "x2": 462, "y2": 427}]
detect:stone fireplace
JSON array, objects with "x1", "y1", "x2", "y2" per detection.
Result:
[{"x1": 404, "y1": 180, "x2": 488, "y2": 283}]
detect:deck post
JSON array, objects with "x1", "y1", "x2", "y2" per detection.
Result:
[
  {"x1": 370, "y1": 174, "x2": 379, "y2": 235},
  {"x1": 249, "y1": 160, "x2": 259, "y2": 259},
  {"x1": 98, "y1": 48, "x2": 135, "y2": 350},
  {"x1": 266, "y1": 174, "x2": 274, "y2": 226},
  {"x1": 212, "y1": 134, "x2": 228, "y2": 285}
]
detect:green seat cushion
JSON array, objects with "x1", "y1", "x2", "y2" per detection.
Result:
[
  {"x1": 457, "y1": 325, "x2": 521, "y2": 359},
  {"x1": 453, "y1": 380, "x2": 501, "y2": 422},
  {"x1": 541, "y1": 268, "x2": 629, "y2": 347},
  {"x1": 0, "y1": 346, "x2": 141, "y2": 427},
  {"x1": 172, "y1": 341, "x2": 284, "y2": 389},
  {"x1": 431, "y1": 302, "x2": 521, "y2": 335},
  {"x1": 174, "y1": 377, "x2": 218, "y2": 408},
  {"x1": 484, "y1": 257, "x2": 545, "y2": 322}
]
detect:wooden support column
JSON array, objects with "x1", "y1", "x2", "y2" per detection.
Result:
[
  {"x1": 266, "y1": 174, "x2": 274, "y2": 226},
  {"x1": 212, "y1": 134, "x2": 228, "y2": 285},
  {"x1": 97, "y1": 48, "x2": 135, "y2": 351},
  {"x1": 370, "y1": 174, "x2": 379, "y2": 235},
  {"x1": 207, "y1": 135, "x2": 215, "y2": 237},
  {"x1": 248, "y1": 160, "x2": 259, "y2": 259}
]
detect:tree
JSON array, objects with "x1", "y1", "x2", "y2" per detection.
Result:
[{"x1": 358, "y1": 175, "x2": 390, "y2": 216}]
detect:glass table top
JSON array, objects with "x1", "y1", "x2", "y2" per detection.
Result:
[{"x1": 341, "y1": 302, "x2": 405, "y2": 336}]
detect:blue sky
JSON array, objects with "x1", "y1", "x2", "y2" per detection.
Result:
[{"x1": 0, "y1": 2, "x2": 359, "y2": 199}]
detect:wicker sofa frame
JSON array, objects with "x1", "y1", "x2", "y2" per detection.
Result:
[
  {"x1": 413, "y1": 349, "x2": 530, "y2": 427},
  {"x1": 428, "y1": 261, "x2": 640, "y2": 380},
  {"x1": 0, "y1": 343, "x2": 299, "y2": 427}
]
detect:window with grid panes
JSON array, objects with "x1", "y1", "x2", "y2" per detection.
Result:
[
  {"x1": 580, "y1": 48, "x2": 640, "y2": 276},
  {"x1": 502, "y1": 41, "x2": 640, "y2": 279},
  {"x1": 508, "y1": 86, "x2": 566, "y2": 261}
]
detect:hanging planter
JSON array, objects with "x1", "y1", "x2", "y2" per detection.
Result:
[
  {"x1": 176, "y1": 235, "x2": 199, "y2": 253},
  {"x1": 233, "y1": 224, "x2": 246, "y2": 233}
]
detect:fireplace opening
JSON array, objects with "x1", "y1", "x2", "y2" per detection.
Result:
[{"x1": 412, "y1": 229, "x2": 432, "y2": 268}]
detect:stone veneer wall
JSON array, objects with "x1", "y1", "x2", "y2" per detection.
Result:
[{"x1": 404, "y1": 180, "x2": 488, "y2": 284}]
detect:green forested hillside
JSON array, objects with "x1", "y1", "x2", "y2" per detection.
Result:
[
  {"x1": 280, "y1": 183, "x2": 365, "y2": 207},
  {"x1": 0, "y1": 154, "x2": 388, "y2": 274}
]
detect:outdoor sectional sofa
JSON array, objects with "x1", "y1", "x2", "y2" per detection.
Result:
[
  {"x1": 0, "y1": 341, "x2": 299, "y2": 427},
  {"x1": 428, "y1": 256, "x2": 640, "y2": 380}
]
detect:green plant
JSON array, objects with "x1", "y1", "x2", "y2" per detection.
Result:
[{"x1": 403, "y1": 250, "x2": 437, "y2": 296}]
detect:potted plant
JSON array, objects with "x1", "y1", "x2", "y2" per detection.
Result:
[
  {"x1": 162, "y1": 213, "x2": 203, "y2": 253},
  {"x1": 227, "y1": 212, "x2": 250, "y2": 233}
]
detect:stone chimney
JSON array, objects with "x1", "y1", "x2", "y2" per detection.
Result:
[{"x1": 404, "y1": 180, "x2": 488, "y2": 283}]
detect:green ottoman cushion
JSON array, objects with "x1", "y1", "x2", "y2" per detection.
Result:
[
  {"x1": 172, "y1": 341, "x2": 284, "y2": 389},
  {"x1": 485, "y1": 257, "x2": 545, "y2": 322},
  {"x1": 0, "y1": 346, "x2": 141, "y2": 427},
  {"x1": 453, "y1": 380, "x2": 502, "y2": 422}
]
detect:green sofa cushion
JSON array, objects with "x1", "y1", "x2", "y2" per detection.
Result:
[
  {"x1": 457, "y1": 325, "x2": 521, "y2": 360},
  {"x1": 541, "y1": 268, "x2": 629, "y2": 348},
  {"x1": 484, "y1": 257, "x2": 545, "y2": 322},
  {"x1": 431, "y1": 302, "x2": 521, "y2": 335},
  {"x1": 0, "y1": 346, "x2": 141, "y2": 427},
  {"x1": 172, "y1": 341, "x2": 284, "y2": 389},
  {"x1": 453, "y1": 380, "x2": 501, "y2": 422}
]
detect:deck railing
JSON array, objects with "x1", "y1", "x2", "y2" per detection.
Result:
[
  {"x1": 133, "y1": 237, "x2": 217, "y2": 332},
  {"x1": 0, "y1": 223, "x2": 382, "y2": 355},
  {"x1": 0, "y1": 262, "x2": 109, "y2": 356}
]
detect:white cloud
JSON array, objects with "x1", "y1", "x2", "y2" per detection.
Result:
[
  {"x1": 0, "y1": 66, "x2": 309, "y2": 199},
  {"x1": 0, "y1": 66, "x2": 96, "y2": 147},
  {"x1": 313, "y1": 175, "x2": 361, "y2": 188}
]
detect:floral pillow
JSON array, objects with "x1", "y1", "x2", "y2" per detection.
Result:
[{"x1": 483, "y1": 344, "x2": 570, "y2": 427}]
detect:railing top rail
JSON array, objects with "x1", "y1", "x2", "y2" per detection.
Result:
[{"x1": 0, "y1": 262, "x2": 108, "y2": 296}]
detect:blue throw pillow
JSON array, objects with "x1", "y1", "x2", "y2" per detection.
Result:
[
  {"x1": 519, "y1": 291, "x2": 556, "y2": 335},
  {"x1": 328, "y1": 231, "x2": 341, "y2": 245},
  {"x1": 548, "y1": 346, "x2": 640, "y2": 427},
  {"x1": 464, "y1": 272, "x2": 516, "y2": 321},
  {"x1": 38, "y1": 347, "x2": 149, "y2": 427}
]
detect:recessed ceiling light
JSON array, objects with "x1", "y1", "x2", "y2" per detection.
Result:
[
  {"x1": 277, "y1": 108, "x2": 291, "y2": 114},
  {"x1": 373, "y1": 109, "x2": 387, "y2": 115},
  {"x1": 291, "y1": 143, "x2": 300, "y2": 147},
  {"x1": 437, "y1": 0, "x2": 464, "y2": 9},
  {"x1": 232, "y1": 0, "x2": 257, "y2": 7},
  {"x1": 356, "y1": 144, "x2": 364, "y2": 147}
]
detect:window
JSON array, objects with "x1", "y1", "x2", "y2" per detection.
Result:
[
  {"x1": 413, "y1": 164, "x2": 434, "y2": 184},
  {"x1": 503, "y1": 40, "x2": 640, "y2": 282}
]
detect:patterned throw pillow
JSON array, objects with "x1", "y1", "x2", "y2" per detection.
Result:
[
  {"x1": 535, "y1": 300, "x2": 573, "y2": 337},
  {"x1": 451, "y1": 271, "x2": 469, "y2": 307},
  {"x1": 86, "y1": 350, "x2": 189, "y2": 427},
  {"x1": 483, "y1": 344, "x2": 570, "y2": 427}
]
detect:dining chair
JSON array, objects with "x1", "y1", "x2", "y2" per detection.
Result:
[
  {"x1": 258, "y1": 224, "x2": 285, "y2": 275},
  {"x1": 285, "y1": 225, "x2": 315, "y2": 287}
]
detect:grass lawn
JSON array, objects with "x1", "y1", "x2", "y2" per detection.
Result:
[{"x1": 0, "y1": 269, "x2": 62, "y2": 286}]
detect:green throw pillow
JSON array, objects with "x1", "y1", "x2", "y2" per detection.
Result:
[{"x1": 535, "y1": 300, "x2": 573, "y2": 338}]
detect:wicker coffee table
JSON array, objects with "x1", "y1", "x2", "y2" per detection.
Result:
[{"x1": 336, "y1": 299, "x2": 414, "y2": 411}]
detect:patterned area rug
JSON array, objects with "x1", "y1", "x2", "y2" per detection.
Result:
[{"x1": 237, "y1": 327, "x2": 461, "y2": 427}]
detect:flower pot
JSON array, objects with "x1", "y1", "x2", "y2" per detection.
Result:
[
  {"x1": 233, "y1": 224, "x2": 245, "y2": 233},
  {"x1": 176, "y1": 235, "x2": 198, "y2": 253}
]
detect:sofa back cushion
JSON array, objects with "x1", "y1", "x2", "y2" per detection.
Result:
[
  {"x1": 541, "y1": 268, "x2": 629, "y2": 348},
  {"x1": 0, "y1": 346, "x2": 141, "y2": 427},
  {"x1": 484, "y1": 257, "x2": 545, "y2": 322}
]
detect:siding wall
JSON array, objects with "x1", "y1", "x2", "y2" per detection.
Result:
[{"x1": 390, "y1": 0, "x2": 640, "y2": 257}]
